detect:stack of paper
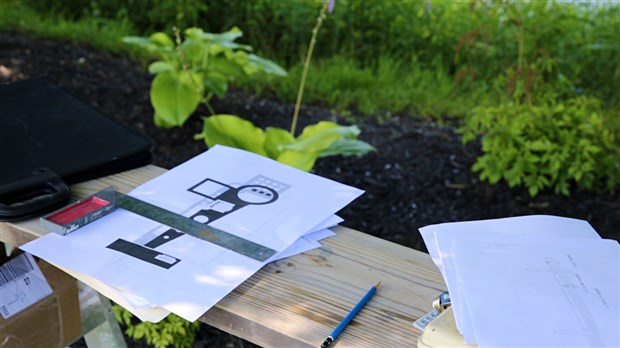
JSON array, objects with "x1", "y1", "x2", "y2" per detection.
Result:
[
  {"x1": 21, "y1": 145, "x2": 364, "y2": 322},
  {"x1": 420, "y1": 215, "x2": 619, "y2": 347}
]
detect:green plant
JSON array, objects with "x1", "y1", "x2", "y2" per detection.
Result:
[
  {"x1": 196, "y1": 117, "x2": 374, "y2": 171},
  {"x1": 458, "y1": 2, "x2": 620, "y2": 196},
  {"x1": 195, "y1": 0, "x2": 374, "y2": 171},
  {"x1": 113, "y1": 305, "x2": 200, "y2": 348},
  {"x1": 123, "y1": 27, "x2": 287, "y2": 128},
  {"x1": 460, "y1": 96, "x2": 620, "y2": 196},
  {"x1": 126, "y1": 1, "x2": 374, "y2": 171}
]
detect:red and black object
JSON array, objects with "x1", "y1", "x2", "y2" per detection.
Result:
[{"x1": 0, "y1": 78, "x2": 152, "y2": 221}]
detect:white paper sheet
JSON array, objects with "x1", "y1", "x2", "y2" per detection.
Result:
[
  {"x1": 22, "y1": 145, "x2": 363, "y2": 321},
  {"x1": 419, "y1": 215, "x2": 605, "y2": 344},
  {"x1": 426, "y1": 216, "x2": 601, "y2": 342},
  {"x1": 452, "y1": 237, "x2": 619, "y2": 347},
  {"x1": 54, "y1": 227, "x2": 336, "y2": 323},
  {"x1": 419, "y1": 215, "x2": 600, "y2": 275}
]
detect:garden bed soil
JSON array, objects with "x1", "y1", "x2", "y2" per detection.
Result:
[{"x1": 1, "y1": 32, "x2": 618, "y2": 347}]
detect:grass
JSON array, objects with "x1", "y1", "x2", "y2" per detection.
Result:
[
  {"x1": 0, "y1": 1, "x2": 135, "y2": 55},
  {"x1": 242, "y1": 55, "x2": 491, "y2": 121}
]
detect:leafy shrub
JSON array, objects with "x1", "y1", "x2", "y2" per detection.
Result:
[
  {"x1": 458, "y1": 1, "x2": 620, "y2": 196},
  {"x1": 113, "y1": 305, "x2": 200, "y2": 348},
  {"x1": 460, "y1": 96, "x2": 620, "y2": 196}
]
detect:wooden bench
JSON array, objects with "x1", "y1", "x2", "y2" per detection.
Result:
[{"x1": 0, "y1": 165, "x2": 447, "y2": 347}]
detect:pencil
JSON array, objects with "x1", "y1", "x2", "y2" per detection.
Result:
[{"x1": 321, "y1": 281, "x2": 381, "y2": 348}]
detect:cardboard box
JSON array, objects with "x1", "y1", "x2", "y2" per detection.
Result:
[{"x1": 0, "y1": 257, "x2": 82, "y2": 348}]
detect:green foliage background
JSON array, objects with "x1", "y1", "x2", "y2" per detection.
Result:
[
  {"x1": 4, "y1": 0, "x2": 619, "y2": 116},
  {"x1": 2, "y1": 0, "x2": 618, "y2": 194}
]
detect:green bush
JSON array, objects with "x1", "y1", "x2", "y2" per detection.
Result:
[
  {"x1": 460, "y1": 96, "x2": 620, "y2": 196},
  {"x1": 6, "y1": 1, "x2": 619, "y2": 120},
  {"x1": 113, "y1": 305, "x2": 200, "y2": 348}
]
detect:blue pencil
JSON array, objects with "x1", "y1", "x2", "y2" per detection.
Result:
[{"x1": 321, "y1": 281, "x2": 381, "y2": 347}]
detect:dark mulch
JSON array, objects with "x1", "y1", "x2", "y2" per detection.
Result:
[{"x1": 2, "y1": 31, "x2": 618, "y2": 347}]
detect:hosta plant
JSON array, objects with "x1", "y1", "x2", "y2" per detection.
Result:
[
  {"x1": 196, "y1": 117, "x2": 375, "y2": 171},
  {"x1": 123, "y1": 27, "x2": 287, "y2": 128},
  {"x1": 193, "y1": 0, "x2": 374, "y2": 171},
  {"x1": 124, "y1": 1, "x2": 374, "y2": 172}
]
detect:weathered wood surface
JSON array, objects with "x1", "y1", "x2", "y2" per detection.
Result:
[{"x1": 0, "y1": 165, "x2": 446, "y2": 347}]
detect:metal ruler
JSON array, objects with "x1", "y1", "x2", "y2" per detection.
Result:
[
  {"x1": 41, "y1": 187, "x2": 277, "y2": 262},
  {"x1": 116, "y1": 193, "x2": 276, "y2": 262}
]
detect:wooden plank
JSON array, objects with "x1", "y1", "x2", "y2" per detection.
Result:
[
  {"x1": 0, "y1": 165, "x2": 446, "y2": 347},
  {"x1": 202, "y1": 226, "x2": 446, "y2": 347}
]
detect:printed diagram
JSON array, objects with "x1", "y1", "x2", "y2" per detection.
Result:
[
  {"x1": 106, "y1": 175, "x2": 290, "y2": 269},
  {"x1": 189, "y1": 175, "x2": 289, "y2": 224},
  {"x1": 528, "y1": 257, "x2": 603, "y2": 347}
]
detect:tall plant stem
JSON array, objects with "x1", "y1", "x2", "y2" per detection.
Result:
[{"x1": 290, "y1": 1, "x2": 328, "y2": 136}]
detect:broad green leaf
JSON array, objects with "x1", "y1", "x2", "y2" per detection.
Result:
[
  {"x1": 181, "y1": 38, "x2": 205, "y2": 65},
  {"x1": 264, "y1": 127, "x2": 295, "y2": 159},
  {"x1": 122, "y1": 35, "x2": 172, "y2": 54},
  {"x1": 203, "y1": 77, "x2": 228, "y2": 97},
  {"x1": 210, "y1": 57, "x2": 246, "y2": 79},
  {"x1": 276, "y1": 150, "x2": 319, "y2": 172},
  {"x1": 122, "y1": 36, "x2": 151, "y2": 47},
  {"x1": 298, "y1": 122, "x2": 360, "y2": 140},
  {"x1": 285, "y1": 123, "x2": 362, "y2": 153},
  {"x1": 283, "y1": 129, "x2": 341, "y2": 153},
  {"x1": 233, "y1": 51, "x2": 251, "y2": 67},
  {"x1": 213, "y1": 41, "x2": 252, "y2": 51},
  {"x1": 204, "y1": 70, "x2": 229, "y2": 96},
  {"x1": 319, "y1": 139, "x2": 376, "y2": 157},
  {"x1": 186, "y1": 27, "x2": 243, "y2": 43},
  {"x1": 150, "y1": 71, "x2": 203, "y2": 128},
  {"x1": 149, "y1": 32, "x2": 174, "y2": 47},
  {"x1": 187, "y1": 27, "x2": 251, "y2": 51},
  {"x1": 196, "y1": 115, "x2": 267, "y2": 155},
  {"x1": 153, "y1": 112, "x2": 177, "y2": 128},
  {"x1": 148, "y1": 61, "x2": 175, "y2": 74},
  {"x1": 248, "y1": 54, "x2": 287, "y2": 77},
  {"x1": 211, "y1": 27, "x2": 251, "y2": 50},
  {"x1": 208, "y1": 42, "x2": 229, "y2": 56},
  {"x1": 212, "y1": 27, "x2": 243, "y2": 43},
  {"x1": 298, "y1": 122, "x2": 339, "y2": 139},
  {"x1": 184, "y1": 27, "x2": 205, "y2": 40}
]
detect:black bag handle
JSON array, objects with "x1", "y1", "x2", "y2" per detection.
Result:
[{"x1": 0, "y1": 167, "x2": 71, "y2": 221}]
